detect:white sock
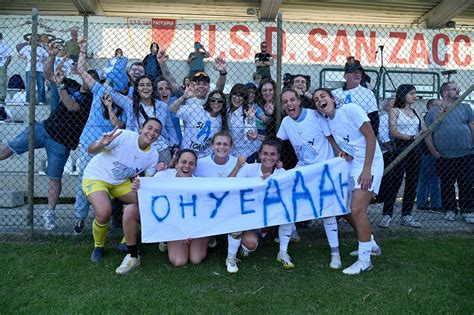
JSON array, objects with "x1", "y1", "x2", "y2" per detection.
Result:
[
  {"x1": 358, "y1": 241, "x2": 372, "y2": 262},
  {"x1": 323, "y1": 216, "x2": 339, "y2": 251},
  {"x1": 371, "y1": 234, "x2": 379, "y2": 249},
  {"x1": 278, "y1": 224, "x2": 292, "y2": 253},
  {"x1": 227, "y1": 233, "x2": 241, "y2": 258}
]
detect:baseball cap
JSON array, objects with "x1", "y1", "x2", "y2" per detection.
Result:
[
  {"x1": 192, "y1": 71, "x2": 210, "y2": 83},
  {"x1": 344, "y1": 60, "x2": 364, "y2": 73}
]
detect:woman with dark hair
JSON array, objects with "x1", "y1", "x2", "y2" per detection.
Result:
[
  {"x1": 155, "y1": 77, "x2": 182, "y2": 146},
  {"x1": 142, "y1": 42, "x2": 162, "y2": 81},
  {"x1": 109, "y1": 75, "x2": 176, "y2": 163},
  {"x1": 313, "y1": 87, "x2": 384, "y2": 275},
  {"x1": 169, "y1": 87, "x2": 227, "y2": 157},
  {"x1": 105, "y1": 47, "x2": 129, "y2": 92},
  {"x1": 227, "y1": 83, "x2": 260, "y2": 158},
  {"x1": 379, "y1": 84, "x2": 425, "y2": 228},
  {"x1": 255, "y1": 78, "x2": 277, "y2": 138}
]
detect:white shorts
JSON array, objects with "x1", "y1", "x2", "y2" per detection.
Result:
[{"x1": 346, "y1": 174, "x2": 383, "y2": 208}]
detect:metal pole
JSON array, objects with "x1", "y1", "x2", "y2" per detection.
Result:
[
  {"x1": 83, "y1": 15, "x2": 88, "y2": 39},
  {"x1": 384, "y1": 84, "x2": 474, "y2": 175},
  {"x1": 27, "y1": 8, "x2": 38, "y2": 237},
  {"x1": 275, "y1": 11, "x2": 283, "y2": 128}
]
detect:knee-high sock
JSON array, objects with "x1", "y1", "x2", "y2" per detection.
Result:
[
  {"x1": 358, "y1": 241, "x2": 372, "y2": 262},
  {"x1": 93, "y1": 219, "x2": 109, "y2": 248},
  {"x1": 278, "y1": 224, "x2": 293, "y2": 253},
  {"x1": 371, "y1": 234, "x2": 379, "y2": 248},
  {"x1": 227, "y1": 233, "x2": 242, "y2": 258},
  {"x1": 323, "y1": 216, "x2": 339, "y2": 252}
]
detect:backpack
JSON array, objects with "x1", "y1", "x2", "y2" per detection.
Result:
[
  {"x1": 0, "y1": 106, "x2": 8, "y2": 120},
  {"x1": 8, "y1": 74, "x2": 25, "y2": 90}
]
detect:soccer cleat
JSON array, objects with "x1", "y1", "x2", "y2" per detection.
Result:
[
  {"x1": 116, "y1": 254, "x2": 140, "y2": 275},
  {"x1": 208, "y1": 236, "x2": 217, "y2": 249},
  {"x1": 290, "y1": 230, "x2": 301, "y2": 242},
  {"x1": 463, "y1": 213, "x2": 474, "y2": 224},
  {"x1": 116, "y1": 242, "x2": 128, "y2": 253},
  {"x1": 43, "y1": 209, "x2": 56, "y2": 231},
  {"x1": 277, "y1": 252, "x2": 295, "y2": 269},
  {"x1": 445, "y1": 211, "x2": 456, "y2": 221},
  {"x1": 158, "y1": 242, "x2": 168, "y2": 252},
  {"x1": 342, "y1": 259, "x2": 373, "y2": 275},
  {"x1": 90, "y1": 247, "x2": 104, "y2": 263},
  {"x1": 330, "y1": 253, "x2": 342, "y2": 269},
  {"x1": 378, "y1": 215, "x2": 392, "y2": 228},
  {"x1": 350, "y1": 245, "x2": 382, "y2": 257},
  {"x1": 73, "y1": 219, "x2": 85, "y2": 235},
  {"x1": 226, "y1": 257, "x2": 239, "y2": 273},
  {"x1": 305, "y1": 219, "x2": 318, "y2": 229},
  {"x1": 400, "y1": 215, "x2": 421, "y2": 228}
]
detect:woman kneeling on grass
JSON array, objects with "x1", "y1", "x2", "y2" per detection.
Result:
[
  {"x1": 116, "y1": 149, "x2": 205, "y2": 274},
  {"x1": 313, "y1": 88, "x2": 384, "y2": 275},
  {"x1": 225, "y1": 138, "x2": 295, "y2": 273},
  {"x1": 83, "y1": 118, "x2": 161, "y2": 263}
]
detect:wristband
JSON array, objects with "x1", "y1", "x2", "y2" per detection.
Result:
[{"x1": 219, "y1": 71, "x2": 227, "y2": 76}]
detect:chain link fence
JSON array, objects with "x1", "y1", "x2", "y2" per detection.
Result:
[{"x1": 0, "y1": 13, "x2": 472, "y2": 237}]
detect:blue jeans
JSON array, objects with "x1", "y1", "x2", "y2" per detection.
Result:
[
  {"x1": 49, "y1": 81, "x2": 60, "y2": 112},
  {"x1": 416, "y1": 154, "x2": 441, "y2": 209},
  {"x1": 25, "y1": 71, "x2": 46, "y2": 103},
  {"x1": 74, "y1": 146, "x2": 93, "y2": 220},
  {"x1": 7, "y1": 122, "x2": 70, "y2": 179}
]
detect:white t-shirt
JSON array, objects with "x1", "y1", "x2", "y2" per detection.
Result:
[
  {"x1": 324, "y1": 103, "x2": 384, "y2": 176},
  {"x1": 83, "y1": 129, "x2": 159, "y2": 184},
  {"x1": 194, "y1": 154, "x2": 239, "y2": 177},
  {"x1": 237, "y1": 162, "x2": 286, "y2": 178},
  {"x1": 0, "y1": 40, "x2": 13, "y2": 67},
  {"x1": 228, "y1": 105, "x2": 261, "y2": 156},
  {"x1": 177, "y1": 99, "x2": 222, "y2": 158},
  {"x1": 19, "y1": 45, "x2": 48, "y2": 72},
  {"x1": 378, "y1": 111, "x2": 391, "y2": 153},
  {"x1": 154, "y1": 168, "x2": 178, "y2": 178},
  {"x1": 277, "y1": 108, "x2": 334, "y2": 167},
  {"x1": 54, "y1": 56, "x2": 74, "y2": 76},
  {"x1": 332, "y1": 85, "x2": 378, "y2": 114}
]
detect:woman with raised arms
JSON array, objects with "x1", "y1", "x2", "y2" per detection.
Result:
[
  {"x1": 83, "y1": 118, "x2": 161, "y2": 263},
  {"x1": 225, "y1": 138, "x2": 295, "y2": 273},
  {"x1": 313, "y1": 88, "x2": 384, "y2": 275}
]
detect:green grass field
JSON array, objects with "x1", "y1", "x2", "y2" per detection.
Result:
[{"x1": 1, "y1": 233, "x2": 473, "y2": 314}]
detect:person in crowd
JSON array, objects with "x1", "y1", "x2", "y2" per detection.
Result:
[
  {"x1": 187, "y1": 41, "x2": 210, "y2": 78},
  {"x1": 105, "y1": 48, "x2": 129, "y2": 93},
  {"x1": 255, "y1": 41, "x2": 273, "y2": 80},
  {"x1": 424, "y1": 81, "x2": 473, "y2": 223},
  {"x1": 50, "y1": 43, "x2": 74, "y2": 112},
  {"x1": 252, "y1": 72, "x2": 262, "y2": 88},
  {"x1": 0, "y1": 103, "x2": 13, "y2": 122},
  {"x1": 142, "y1": 42, "x2": 162, "y2": 82},
  {"x1": 313, "y1": 88, "x2": 384, "y2": 275},
  {"x1": 346, "y1": 56, "x2": 371, "y2": 88},
  {"x1": 0, "y1": 32, "x2": 12, "y2": 105},
  {"x1": 332, "y1": 59, "x2": 379, "y2": 136},
  {"x1": 225, "y1": 138, "x2": 295, "y2": 273},
  {"x1": 155, "y1": 78, "x2": 182, "y2": 146},
  {"x1": 0, "y1": 43, "x2": 96, "y2": 230},
  {"x1": 416, "y1": 99, "x2": 442, "y2": 212},
  {"x1": 64, "y1": 29, "x2": 80, "y2": 62},
  {"x1": 39, "y1": 34, "x2": 50, "y2": 50},
  {"x1": 227, "y1": 83, "x2": 260, "y2": 158},
  {"x1": 19, "y1": 38, "x2": 48, "y2": 104},
  {"x1": 277, "y1": 88, "x2": 343, "y2": 270},
  {"x1": 83, "y1": 120, "x2": 161, "y2": 262},
  {"x1": 254, "y1": 78, "x2": 277, "y2": 140},
  {"x1": 116, "y1": 148, "x2": 203, "y2": 273},
  {"x1": 125, "y1": 62, "x2": 145, "y2": 97},
  {"x1": 290, "y1": 74, "x2": 314, "y2": 109},
  {"x1": 282, "y1": 73, "x2": 292, "y2": 89},
  {"x1": 379, "y1": 84, "x2": 425, "y2": 228}
]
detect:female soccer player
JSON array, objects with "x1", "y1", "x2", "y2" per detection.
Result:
[
  {"x1": 225, "y1": 138, "x2": 295, "y2": 273},
  {"x1": 83, "y1": 118, "x2": 161, "y2": 263},
  {"x1": 313, "y1": 88, "x2": 384, "y2": 275}
]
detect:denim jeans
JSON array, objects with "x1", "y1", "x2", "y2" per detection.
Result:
[
  {"x1": 49, "y1": 81, "x2": 60, "y2": 112},
  {"x1": 416, "y1": 154, "x2": 441, "y2": 209},
  {"x1": 25, "y1": 71, "x2": 46, "y2": 103}
]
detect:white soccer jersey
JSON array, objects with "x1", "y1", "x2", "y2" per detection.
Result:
[
  {"x1": 237, "y1": 162, "x2": 286, "y2": 178},
  {"x1": 332, "y1": 85, "x2": 378, "y2": 114},
  {"x1": 83, "y1": 130, "x2": 159, "y2": 184},
  {"x1": 228, "y1": 106, "x2": 261, "y2": 156},
  {"x1": 324, "y1": 103, "x2": 384, "y2": 176},
  {"x1": 277, "y1": 108, "x2": 334, "y2": 167},
  {"x1": 154, "y1": 168, "x2": 178, "y2": 178},
  {"x1": 194, "y1": 154, "x2": 239, "y2": 177}
]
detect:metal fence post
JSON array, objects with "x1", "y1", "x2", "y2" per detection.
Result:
[
  {"x1": 27, "y1": 8, "x2": 39, "y2": 237},
  {"x1": 275, "y1": 11, "x2": 283, "y2": 128}
]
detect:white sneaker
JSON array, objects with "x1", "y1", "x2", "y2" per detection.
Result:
[
  {"x1": 378, "y1": 215, "x2": 392, "y2": 228},
  {"x1": 350, "y1": 245, "x2": 382, "y2": 257},
  {"x1": 342, "y1": 259, "x2": 373, "y2": 275},
  {"x1": 277, "y1": 251, "x2": 295, "y2": 269},
  {"x1": 445, "y1": 211, "x2": 456, "y2": 221},
  {"x1": 330, "y1": 253, "x2": 342, "y2": 269},
  {"x1": 116, "y1": 254, "x2": 140, "y2": 275},
  {"x1": 463, "y1": 213, "x2": 474, "y2": 224},
  {"x1": 158, "y1": 242, "x2": 167, "y2": 252},
  {"x1": 400, "y1": 215, "x2": 421, "y2": 228},
  {"x1": 226, "y1": 256, "x2": 239, "y2": 273},
  {"x1": 42, "y1": 209, "x2": 56, "y2": 230}
]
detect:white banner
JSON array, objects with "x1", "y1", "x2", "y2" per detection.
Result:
[{"x1": 138, "y1": 157, "x2": 350, "y2": 243}]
